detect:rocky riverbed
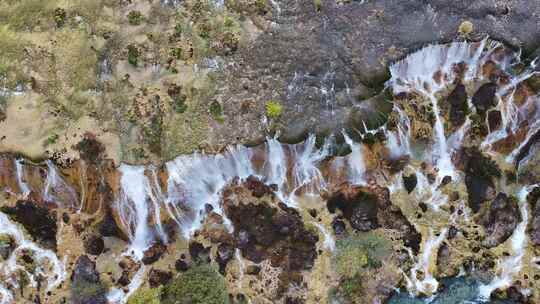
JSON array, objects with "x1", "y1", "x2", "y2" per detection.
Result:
[{"x1": 1, "y1": 1, "x2": 540, "y2": 304}]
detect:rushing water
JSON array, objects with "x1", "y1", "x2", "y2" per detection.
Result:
[{"x1": 0, "y1": 39, "x2": 538, "y2": 303}]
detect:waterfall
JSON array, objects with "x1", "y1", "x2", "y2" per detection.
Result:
[
  {"x1": 405, "y1": 228, "x2": 448, "y2": 295},
  {"x1": 106, "y1": 266, "x2": 145, "y2": 304},
  {"x1": 165, "y1": 145, "x2": 255, "y2": 237},
  {"x1": 116, "y1": 165, "x2": 154, "y2": 260},
  {"x1": 291, "y1": 134, "x2": 329, "y2": 194},
  {"x1": 477, "y1": 185, "x2": 534, "y2": 299},
  {"x1": 386, "y1": 105, "x2": 411, "y2": 158},
  {"x1": 389, "y1": 39, "x2": 490, "y2": 179},
  {"x1": 0, "y1": 212, "x2": 66, "y2": 297},
  {"x1": 342, "y1": 132, "x2": 366, "y2": 185},
  {"x1": 313, "y1": 222, "x2": 335, "y2": 251},
  {"x1": 43, "y1": 160, "x2": 79, "y2": 209},
  {"x1": 265, "y1": 137, "x2": 288, "y2": 191},
  {"x1": 14, "y1": 159, "x2": 30, "y2": 198}
]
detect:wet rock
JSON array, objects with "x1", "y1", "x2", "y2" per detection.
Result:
[
  {"x1": 175, "y1": 259, "x2": 189, "y2": 272},
  {"x1": 97, "y1": 205, "x2": 125, "y2": 240},
  {"x1": 487, "y1": 110, "x2": 502, "y2": 131},
  {"x1": 71, "y1": 256, "x2": 107, "y2": 304},
  {"x1": 216, "y1": 243, "x2": 234, "y2": 274},
  {"x1": 83, "y1": 235, "x2": 104, "y2": 256},
  {"x1": 327, "y1": 184, "x2": 421, "y2": 253},
  {"x1": 142, "y1": 241, "x2": 167, "y2": 265},
  {"x1": 223, "y1": 178, "x2": 319, "y2": 271},
  {"x1": 448, "y1": 83, "x2": 468, "y2": 127},
  {"x1": 528, "y1": 187, "x2": 540, "y2": 246},
  {"x1": 462, "y1": 148, "x2": 500, "y2": 212},
  {"x1": 331, "y1": 218, "x2": 347, "y2": 237},
  {"x1": 244, "y1": 175, "x2": 275, "y2": 198},
  {"x1": 403, "y1": 173, "x2": 418, "y2": 193},
  {"x1": 478, "y1": 193, "x2": 521, "y2": 248},
  {"x1": 0, "y1": 200, "x2": 57, "y2": 250},
  {"x1": 472, "y1": 83, "x2": 497, "y2": 114},
  {"x1": 148, "y1": 268, "x2": 172, "y2": 288},
  {"x1": 189, "y1": 241, "x2": 211, "y2": 263}
]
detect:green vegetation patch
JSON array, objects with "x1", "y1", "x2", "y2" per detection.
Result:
[
  {"x1": 265, "y1": 100, "x2": 283, "y2": 119},
  {"x1": 128, "y1": 286, "x2": 162, "y2": 304},
  {"x1": 162, "y1": 263, "x2": 229, "y2": 304}
]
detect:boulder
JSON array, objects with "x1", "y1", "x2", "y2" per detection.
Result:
[
  {"x1": 71, "y1": 256, "x2": 107, "y2": 304},
  {"x1": 478, "y1": 193, "x2": 521, "y2": 248}
]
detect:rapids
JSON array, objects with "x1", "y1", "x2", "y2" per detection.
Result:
[{"x1": 0, "y1": 38, "x2": 539, "y2": 303}]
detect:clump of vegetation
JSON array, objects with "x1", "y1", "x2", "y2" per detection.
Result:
[
  {"x1": 127, "y1": 10, "x2": 144, "y2": 26},
  {"x1": 46, "y1": 134, "x2": 59, "y2": 145},
  {"x1": 458, "y1": 20, "x2": 474, "y2": 36},
  {"x1": 161, "y1": 263, "x2": 229, "y2": 304},
  {"x1": 265, "y1": 100, "x2": 283, "y2": 119},
  {"x1": 333, "y1": 232, "x2": 392, "y2": 279},
  {"x1": 127, "y1": 286, "x2": 162, "y2": 304},
  {"x1": 314, "y1": 0, "x2": 323, "y2": 12},
  {"x1": 53, "y1": 7, "x2": 67, "y2": 28},
  {"x1": 127, "y1": 44, "x2": 140, "y2": 67},
  {"x1": 209, "y1": 100, "x2": 223, "y2": 121}
]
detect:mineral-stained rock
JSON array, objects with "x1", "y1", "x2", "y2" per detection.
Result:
[
  {"x1": 326, "y1": 183, "x2": 421, "y2": 253},
  {"x1": 403, "y1": 172, "x2": 418, "y2": 193},
  {"x1": 478, "y1": 193, "x2": 521, "y2": 248},
  {"x1": 472, "y1": 83, "x2": 497, "y2": 114},
  {"x1": 0, "y1": 200, "x2": 57, "y2": 250},
  {"x1": 216, "y1": 243, "x2": 234, "y2": 274},
  {"x1": 71, "y1": 255, "x2": 107, "y2": 304},
  {"x1": 222, "y1": 177, "x2": 319, "y2": 271},
  {"x1": 148, "y1": 268, "x2": 172, "y2": 288},
  {"x1": 461, "y1": 147, "x2": 500, "y2": 213},
  {"x1": 448, "y1": 83, "x2": 468, "y2": 127},
  {"x1": 528, "y1": 187, "x2": 540, "y2": 246},
  {"x1": 142, "y1": 241, "x2": 167, "y2": 265},
  {"x1": 83, "y1": 234, "x2": 105, "y2": 256}
]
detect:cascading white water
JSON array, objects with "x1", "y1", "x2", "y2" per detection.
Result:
[
  {"x1": 290, "y1": 135, "x2": 329, "y2": 194},
  {"x1": 14, "y1": 159, "x2": 30, "y2": 198},
  {"x1": 265, "y1": 137, "x2": 288, "y2": 191},
  {"x1": 478, "y1": 185, "x2": 535, "y2": 299},
  {"x1": 342, "y1": 133, "x2": 366, "y2": 185},
  {"x1": 106, "y1": 266, "x2": 145, "y2": 304},
  {"x1": 386, "y1": 105, "x2": 412, "y2": 157},
  {"x1": 313, "y1": 222, "x2": 335, "y2": 251},
  {"x1": 165, "y1": 145, "x2": 256, "y2": 237},
  {"x1": 0, "y1": 212, "x2": 66, "y2": 299},
  {"x1": 43, "y1": 160, "x2": 79, "y2": 209},
  {"x1": 506, "y1": 95, "x2": 540, "y2": 163},
  {"x1": 0, "y1": 284, "x2": 12, "y2": 304},
  {"x1": 389, "y1": 39, "x2": 489, "y2": 179},
  {"x1": 116, "y1": 165, "x2": 155, "y2": 260},
  {"x1": 405, "y1": 228, "x2": 448, "y2": 295}
]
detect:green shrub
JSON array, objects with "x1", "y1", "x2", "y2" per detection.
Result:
[
  {"x1": 265, "y1": 101, "x2": 283, "y2": 119},
  {"x1": 127, "y1": 11, "x2": 144, "y2": 26},
  {"x1": 209, "y1": 101, "x2": 223, "y2": 120},
  {"x1": 127, "y1": 286, "x2": 162, "y2": 304},
  {"x1": 162, "y1": 264, "x2": 229, "y2": 304},
  {"x1": 127, "y1": 45, "x2": 139, "y2": 67},
  {"x1": 53, "y1": 8, "x2": 67, "y2": 28},
  {"x1": 333, "y1": 232, "x2": 391, "y2": 279}
]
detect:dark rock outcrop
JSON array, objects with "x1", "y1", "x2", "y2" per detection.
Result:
[
  {"x1": 222, "y1": 177, "x2": 319, "y2": 271},
  {"x1": 148, "y1": 268, "x2": 172, "y2": 288},
  {"x1": 478, "y1": 193, "x2": 521, "y2": 248},
  {"x1": 461, "y1": 148, "x2": 500, "y2": 213},
  {"x1": 472, "y1": 83, "x2": 497, "y2": 114},
  {"x1": 403, "y1": 173, "x2": 418, "y2": 193},
  {"x1": 142, "y1": 241, "x2": 167, "y2": 265},
  {"x1": 528, "y1": 186, "x2": 540, "y2": 246},
  {"x1": 0, "y1": 200, "x2": 57, "y2": 250},
  {"x1": 448, "y1": 83, "x2": 468, "y2": 127},
  {"x1": 83, "y1": 234, "x2": 105, "y2": 256},
  {"x1": 326, "y1": 183, "x2": 421, "y2": 253},
  {"x1": 71, "y1": 256, "x2": 107, "y2": 304}
]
